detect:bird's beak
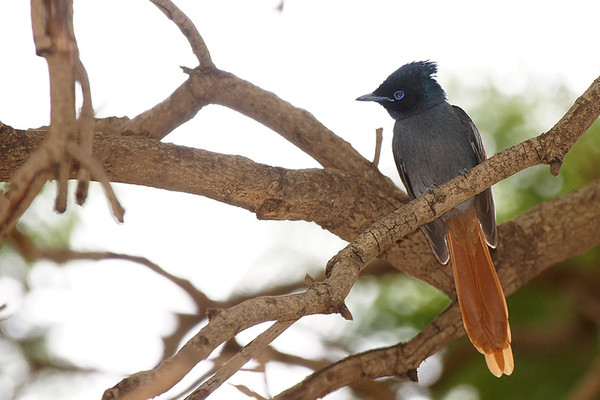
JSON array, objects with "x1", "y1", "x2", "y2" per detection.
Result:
[{"x1": 356, "y1": 93, "x2": 389, "y2": 102}]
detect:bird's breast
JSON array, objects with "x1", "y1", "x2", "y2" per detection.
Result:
[{"x1": 392, "y1": 103, "x2": 478, "y2": 198}]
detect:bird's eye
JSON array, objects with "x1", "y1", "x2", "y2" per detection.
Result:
[{"x1": 393, "y1": 91, "x2": 405, "y2": 100}]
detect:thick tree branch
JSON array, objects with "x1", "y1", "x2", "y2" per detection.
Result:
[
  {"x1": 275, "y1": 304, "x2": 464, "y2": 400},
  {"x1": 87, "y1": 1, "x2": 403, "y2": 203},
  {"x1": 2, "y1": 74, "x2": 599, "y2": 297},
  {"x1": 1, "y1": 127, "x2": 400, "y2": 242},
  {"x1": 95, "y1": 0, "x2": 401, "y2": 199},
  {"x1": 94, "y1": 68, "x2": 401, "y2": 198}
]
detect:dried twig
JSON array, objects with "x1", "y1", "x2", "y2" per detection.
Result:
[
  {"x1": 74, "y1": 58, "x2": 95, "y2": 204},
  {"x1": 65, "y1": 142, "x2": 124, "y2": 221},
  {"x1": 37, "y1": 0, "x2": 76, "y2": 214},
  {"x1": 186, "y1": 319, "x2": 297, "y2": 400},
  {"x1": 9, "y1": 226, "x2": 206, "y2": 302},
  {"x1": 372, "y1": 127, "x2": 383, "y2": 167},
  {"x1": 148, "y1": 0, "x2": 214, "y2": 69},
  {"x1": 0, "y1": 0, "x2": 124, "y2": 242},
  {"x1": 275, "y1": 304, "x2": 464, "y2": 399}
]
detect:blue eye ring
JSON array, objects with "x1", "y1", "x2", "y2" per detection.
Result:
[{"x1": 393, "y1": 90, "x2": 405, "y2": 100}]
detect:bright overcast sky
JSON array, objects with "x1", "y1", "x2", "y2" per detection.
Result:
[{"x1": 1, "y1": 1, "x2": 599, "y2": 399}]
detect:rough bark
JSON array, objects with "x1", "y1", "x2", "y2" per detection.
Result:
[{"x1": 1, "y1": 1, "x2": 598, "y2": 399}]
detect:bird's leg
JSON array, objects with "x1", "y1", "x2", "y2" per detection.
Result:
[{"x1": 426, "y1": 185, "x2": 438, "y2": 215}]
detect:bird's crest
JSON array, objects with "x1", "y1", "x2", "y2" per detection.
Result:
[
  {"x1": 382, "y1": 60, "x2": 438, "y2": 87},
  {"x1": 358, "y1": 60, "x2": 446, "y2": 119}
]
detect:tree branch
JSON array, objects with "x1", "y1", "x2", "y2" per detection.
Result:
[
  {"x1": 274, "y1": 177, "x2": 600, "y2": 399},
  {"x1": 74, "y1": 57, "x2": 96, "y2": 204},
  {"x1": 100, "y1": 74, "x2": 599, "y2": 399},
  {"x1": 186, "y1": 319, "x2": 297, "y2": 400},
  {"x1": 94, "y1": 68, "x2": 401, "y2": 198},
  {"x1": 275, "y1": 304, "x2": 463, "y2": 400},
  {"x1": 0, "y1": 0, "x2": 124, "y2": 242},
  {"x1": 1, "y1": 2, "x2": 595, "y2": 398},
  {"x1": 3, "y1": 74, "x2": 600, "y2": 297},
  {"x1": 1, "y1": 127, "x2": 401, "y2": 242},
  {"x1": 372, "y1": 127, "x2": 384, "y2": 167},
  {"x1": 148, "y1": 0, "x2": 214, "y2": 69}
]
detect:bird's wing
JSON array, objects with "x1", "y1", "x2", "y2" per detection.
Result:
[
  {"x1": 452, "y1": 105, "x2": 498, "y2": 247},
  {"x1": 452, "y1": 105, "x2": 487, "y2": 162},
  {"x1": 395, "y1": 154, "x2": 450, "y2": 264},
  {"x1": 395, "y1": 154, "x2": 416, "y2": 200}
]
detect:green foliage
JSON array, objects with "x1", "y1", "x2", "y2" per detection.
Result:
[
  {"x1": 349, "y1": 272, "x2": 451, "y2": 345},
  {"x1": 464, "y1": 83, "x2": 600, "y2": 223},
  {"x1": 433, "y1": 278, "x2": 598, "y2": 400}
]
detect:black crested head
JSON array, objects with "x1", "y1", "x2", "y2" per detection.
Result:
[{"x1": 357, "y1": 61, "x2": 446, "y2": 120}]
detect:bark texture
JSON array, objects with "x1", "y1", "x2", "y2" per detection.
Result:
[{"x1": 1, "y1": 1, "x2": 599, "y2": 399}]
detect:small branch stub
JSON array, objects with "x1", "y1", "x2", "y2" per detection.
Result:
[
  {"x1": 406, "y1": 368, "x2": 419, "y2": 382},
  {"x1": 549, "y1": 158, "x2": 563, "y2": 176},
  {"x1": 338, "y1": 302, "x2": 353, "y2": 321},
  {"x1": 372, "y1": 127, "x2": 383, "y2": 167},
  {"x1": 304, "y1": 273, "x2": 316, "y2": 287}
]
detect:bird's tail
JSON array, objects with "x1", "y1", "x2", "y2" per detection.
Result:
[{"x1": 446, "y1": 211, "x2": 513, "y2": 377}]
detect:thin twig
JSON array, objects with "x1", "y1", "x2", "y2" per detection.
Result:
[
  {"x1": 9, "y1": 227, "x2": 206, "y2": 302},
  {"x1": 274, "y1": 304, "x2": 463, "y2": 399},
  {"x1": 372, "y1": 127, "x2": 383, "y2": 167},
  {"x1": 74, "y1": 58, "x2": 95, "y2": 205},
  {"x1": 65, "y1": 142, "x2": 125, "y2": 222},
  {"x1": 186, "y1": 319, "x2": 297, "y2": 400},
  {"x1": 148, "y1": 0, "x2": 214, "y2": 68},
  {"x1": 33, "y1": 0, "x2": 78, "y2": 214},
  {"x1": 0, "y1": 166, "x2": 52, "y2": 242},
  {"x1": 0, "y1": 0, "x2": 122, "y2": 241}
]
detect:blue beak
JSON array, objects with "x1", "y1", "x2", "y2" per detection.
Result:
[{"x1": 356, "y1": 93, "x2": 390, "y2": 102}]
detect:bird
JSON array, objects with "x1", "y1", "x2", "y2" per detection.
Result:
[{"x1": 356, "y1": 61, "x2": 513, "y2": 377}]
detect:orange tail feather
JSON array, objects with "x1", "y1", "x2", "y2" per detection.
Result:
[{"x1": 446, "y1": 212, "x2": 513, "y2": 377}]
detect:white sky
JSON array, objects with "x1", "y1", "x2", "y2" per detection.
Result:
[{"x1": 1, "y1": 1, "x2": 599, "y2": 399}]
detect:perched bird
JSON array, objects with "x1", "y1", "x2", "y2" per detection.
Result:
[{"x1": 357, "y1": 61, "x2": 513, "y2": 377}]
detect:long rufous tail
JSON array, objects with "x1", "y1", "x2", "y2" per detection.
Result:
[{"x1": 446, "y1": 211, "x2": 514, "y2": 377}]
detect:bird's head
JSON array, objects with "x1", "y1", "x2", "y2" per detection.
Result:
[{"x1": 357, "y1": 60, "x2": 446, "y2": 119}]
